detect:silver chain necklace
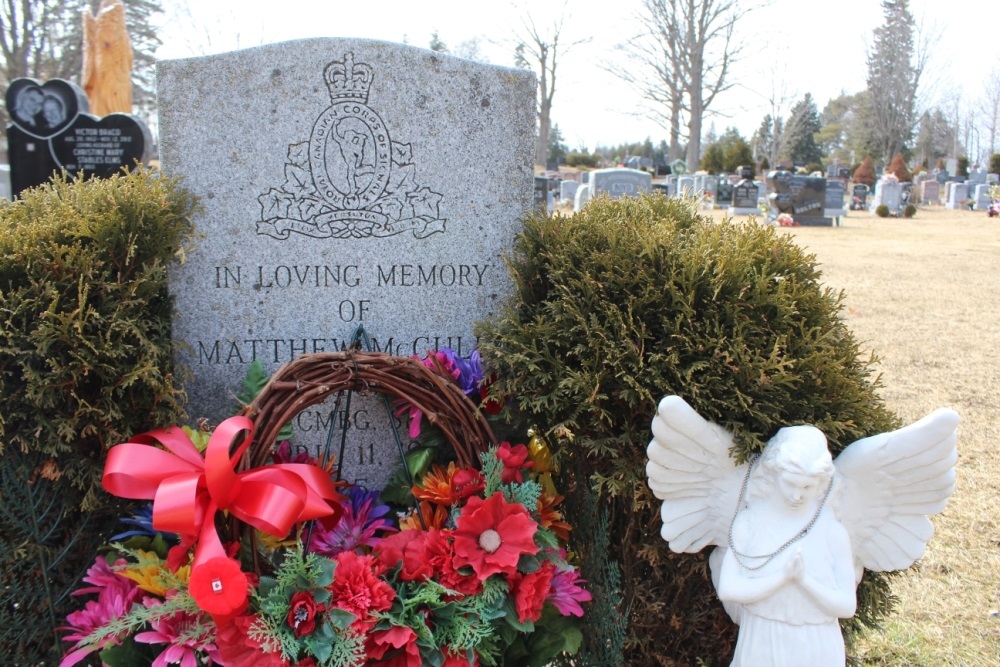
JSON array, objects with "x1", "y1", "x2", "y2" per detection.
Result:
[{"x1": 727, "y1": 455, "x2": 833, "y2": 571}]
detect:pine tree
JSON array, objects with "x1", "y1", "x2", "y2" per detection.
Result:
[
  {"x1": 783, "y1": 93, "x2": 824, "y2": 166},
  {"x1": 866, "y1": 0, "x2": 920, "y2": 165}
]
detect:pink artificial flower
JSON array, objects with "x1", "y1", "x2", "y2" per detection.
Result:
[
  {"x1": 134, "y1": 597, "x2": 221, "y2": 667},
  {"x1": 59, "y1": 557, "x2": 141, "y2": 667},
  {"x1": 395, "y1": 351, "x2": 461, "y2": 438},
  {"x1": 547, "y1": 561, "x2": 592, "y2": 617}
]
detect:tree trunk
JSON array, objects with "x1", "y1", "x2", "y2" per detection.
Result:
[{"x1": 82, "y1": 0, "x2": 133, "y2": 116}]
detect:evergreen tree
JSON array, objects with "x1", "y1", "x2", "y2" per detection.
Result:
[
  {"x1": 866, "y1": 0, "x2": 920, "y2": 164},
  {"x1": 701, "y1": 128, "x2": 752, "y2": 174},
  {"x1": 429, "y1": 30, "x2": 449, "y2": 53},
  {"x1": 751, "y1": 113, "x2": 783, "y2": 167},
  {"x1": 548, "y1": 123, "x2": 568, "y2": 165},
  {"x1": 913, "y1": 109, "x2": 955, "y2": 168},
  {"x1": 782, "y1": 93, "x2": 824, "y2": 166}
]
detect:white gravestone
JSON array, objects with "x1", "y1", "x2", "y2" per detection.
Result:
[
  {"x1": 589, "y1": 168, "x2": 652, "y2": 200},
  {"x1": 159, "y1": 40, "x2": 536, "y2": 487},
  {"x1": 974, "y1": 184, "x2": 992, "y2": 210},
  {"x1": 946, "y1": 183, "x2": 969, "y2": 210},
  {"x1": 872, "y1": 181, "x2": 902, "y2": 214},
  {"x1": 920, "y1": 180, "x2": 940, "y2": 205},
  {"x1": 560, "y1": 180, "x2": 579, "y2": 204},
  {"x1": 573, "y1": 183, "x2": 591, "y2": 212}
]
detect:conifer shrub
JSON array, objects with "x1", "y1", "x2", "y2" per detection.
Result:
[
  {"x1": 477, "y1": 193, "x2": 899, "y2": 665},
  {"x1": 852, "y1": 156, "x2": 876, "y2": 187},
  {"x1": 0, "y1": 169, "x2": 198, "y2": 663},
  {"x1": 888, "y1": 153, "x2": 912, "y2": 182},
  {"x1": 876, "y1": 204, "x2": 891, "y2": 217},
  {"x1": 904, "y1": 204, "x2": 917, "y2": 218}
]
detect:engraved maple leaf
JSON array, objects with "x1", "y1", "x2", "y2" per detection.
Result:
[
  {"x1": 393, "y1": 143, "x2": 412, "y2": 164},
  {"x1": 408, "y1": 187, "x2": 443, "y2": 219},
  {"x1": 298, "y1": 195, "x2": 327, "y2": 221},
  {"x1": 284, "y1": 164, "x2": 316, "y2": 199},
  {"x1": 385, "y1": 164, "x2": 416, "y2": 196},
  {"x1": 287, "y1": 142, "x2": 310, "y2": 169},
  {"x1": 374, "y1": 196, "x2": 404, "y2": 220},
  {"x1": 259, "y1": 188, "x2": 293, "y2": 220}
]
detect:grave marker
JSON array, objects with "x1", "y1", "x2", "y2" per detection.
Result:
[{"x1": 159, "y1": 39, "x2": 536, "y2": 487}]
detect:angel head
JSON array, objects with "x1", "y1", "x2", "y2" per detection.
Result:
[{"x1": 750, "y1": 425, "x2": 834, "y2": 513}]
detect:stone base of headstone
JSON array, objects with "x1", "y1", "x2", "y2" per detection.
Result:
[
  {"x1": 824, "y1": 208, "x2": 845, "y2": 226},
  {"x1": 797, "y1": 216, "x2": 834, "y2": 227},
  {"x1": 728, "y1": 207, "x2": 759, "y2": 216}
]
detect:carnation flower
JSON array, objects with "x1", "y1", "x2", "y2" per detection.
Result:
[
  {"x1": 375, "y1": 529, "x2": 439, "y2": 581},
  {"x1": 452, "y1": 492, "x2": 538, "y2": 581},
  {"x1": 329, "y1": 551, "x2": 395, "y2": 631},
  {"x1": 509, "y1": 561, "x2": 555, "y2": 624},
  {"x1": 215, "y1": 614, "x2": 286, "y2": 667}
]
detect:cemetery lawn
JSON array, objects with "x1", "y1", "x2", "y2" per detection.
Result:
[{"x1": 714, "y1": 206, "x2": 1000, "y2": 666}]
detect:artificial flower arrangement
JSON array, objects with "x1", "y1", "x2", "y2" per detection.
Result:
[
  {"x1": 775, "y1": 212, "x2": 798, "y2": 227},
  {"x1": 59, "y1": 349, "x2": 590, "y2": 667}
]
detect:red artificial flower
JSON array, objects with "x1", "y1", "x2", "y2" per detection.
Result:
[
  {"x1": 367, "y1": 625, "x2": 422, "y2": 667},
  {"x1": 187, "y1": 557, "x2": 249, "y2": 618},
  {"x1": 294, "y1": 658, "x2": 318, "y2": 667},
  {"x1": 375, "y1": 529, "x2": 437, "y2": 582},
  {"x1": 479, "y1": 373, "x2": 504, "y2": 415},
  {"x1": 452, "y1": 468, "x2": 485, "y2": 500},
  {"x1": 452, "y1": 492, "x2": 538, "y2": 581},
  {"x1": 495, "y1": 442, "x2": 534, "y2": 484},
  {"x1": 329, "y1": 551, "x2": 395, "y2": 631},
  {"x1": 215, "y1": 614, "x2": 285, "y2": 667},
  {"x1": 287, "y1": 591, "x2": 325, "y2": 638},
  {"x1": 420, "y1": 529, "x2": 482, "y2": 597},
  {"x1": 413, "y1": 463, "x2": 461, "y2": 506},
  {"x1": 509, "y1": 561, "x2": 555, "y2": 624}
]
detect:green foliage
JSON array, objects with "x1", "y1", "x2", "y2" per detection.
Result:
[
  {"x1": 990, "y1": 153, "x2": 1000, "y2": 176},
  {"x1": 476, "y1": 194, "x2": 898, "y2": 665},
  {"x1": 0, "y1": 168, "x2": 198, "y2": 663},
  {"x1": 903, "y1": 204, "x2": 917, "y2": 218},
  {"x1": 565, "y1": 151, "x2": 598, "y2": 168},
  {"x1": 957, "y1": 156, "x2": 970, "y2": 178},
  {"x1": 783, "y1": 93, "x2": 824, "y2": 166},
  {"x1": 876, "y1": 204, "x2": 891, "y2": 218},
  {"x1": 699, "y1": 127, "x2": 752, "y2": 174}
]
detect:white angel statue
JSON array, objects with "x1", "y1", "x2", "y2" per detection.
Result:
[{"x1": 646, "y1": 395, "x2": 959, "y2": 667}]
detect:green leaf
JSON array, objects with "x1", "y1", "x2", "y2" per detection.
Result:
[
  {"x1": 502, "y1": 597, "x2": 534, "y2": 633},
  {"x1": 517, "y1": 553, "x2": 540, "y2": 574},
  {"x1": 306, "y1": 634, "x2": 332, "y2": 663},
  {"x1": 99, "y1": 636, "x2": 156, "y2": 666},
  {"x1": 326, "y1": 607, "x2": 357, "y2": 630}
]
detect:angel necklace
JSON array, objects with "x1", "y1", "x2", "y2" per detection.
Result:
[{"x1": 726, "y1": 456, "x2": 834, "y2": 571}]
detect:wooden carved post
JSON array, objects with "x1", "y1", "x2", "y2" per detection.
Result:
[{"x1": 82, "y1": 0, "x2": 134, "y2": 116}]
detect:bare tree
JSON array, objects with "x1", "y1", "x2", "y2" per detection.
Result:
[
  {"x1": 978, "y1": 63, "x2": 1000, "y2": 161},
  {"x1": 512, "y1": 4, "x2": 589, "y2": 168},
  {"x1": 615, "y1": 0, "x2": 755, "y2": 169}
]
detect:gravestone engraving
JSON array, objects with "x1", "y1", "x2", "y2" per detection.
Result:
[
  {"x1": 159, "y1": 40, "x2": 536, "y2": 487},
  {"x1": 946, "y1": 182, "x2": 969, "y2": 210},
  {"x1": 825, "y1": 180, "x2": 846, "y2": 212},
  {"x1": 4, "y1": 77, "x2": 150, "y2": 197},
  {"x1": 920, "y1": 180, "x2": 940, "y2": 205},
  {"x1": 589, "y1": 168, "x2": 651, "y2": 199}
]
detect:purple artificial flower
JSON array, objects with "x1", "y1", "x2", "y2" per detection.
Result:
[
  {"x1": 308, "y1": 486, "x2": 397, "y2": 556},
  {"x1": 111, "y1": 503, "x2": 177, "y2": 544},
  {"x1": 440, "y1": 348, "x2": 485, "y2": 397}
]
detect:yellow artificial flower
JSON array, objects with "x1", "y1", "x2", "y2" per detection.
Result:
[{"x1": 120, "y1": 550, "x2": 189, "y2": 596}]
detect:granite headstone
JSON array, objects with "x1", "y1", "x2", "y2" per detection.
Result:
[
  {"x1": 920, "y1": 180, "x2": 940, "y2": 205},
  {"x1": 946, "y1": 182, "x2": 969, "y2": 210},
  {"x1": 767, "y1": 170, "x2": 831, "y2": 226},
  {"x1": 534, "y1": 176, "x2": 548, "y2": 212},
  {"x1": 560, "y1": 179, "x2": 579, "y2": 203},
  {"x1": 159, "y1": 40, "x2": 536, "y2": 487},
  {"x1": 728, "y1": 178, "x2": 759, "y2": 215},
  {"x1": 4, "y1": 77, "x2": 150, "y2": 197},
  {"x1": 589, "y1": 168, "x2": 652, "y2": 199}
]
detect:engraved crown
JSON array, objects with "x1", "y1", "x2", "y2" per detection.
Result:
[{"x1": 324, "y1": 52, "x2": 373, "y2": 104}]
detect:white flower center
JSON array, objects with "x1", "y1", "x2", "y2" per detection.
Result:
[{"x1": 479, "y1": 529, "x2": 502, "y2": 554}]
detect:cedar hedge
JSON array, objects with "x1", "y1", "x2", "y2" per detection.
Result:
[
  {"x1": 0, "y1": 169, "x2": 198, "y2": 663},
  {"x1": 477, "y1": 193, "x2": 899, "y2": 665}
]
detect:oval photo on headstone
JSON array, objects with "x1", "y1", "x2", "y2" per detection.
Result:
[{"x1": 4, "y1": 78, "x2": 87, "y2": 140}]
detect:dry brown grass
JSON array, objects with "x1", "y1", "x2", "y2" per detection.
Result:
[{"x1": 711, "y1": 206, "x2": 1000, "y2": 666}]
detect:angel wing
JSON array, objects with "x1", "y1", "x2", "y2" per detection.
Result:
[
  {"x1": 646, "y1": 395, "x2": 748, "y2": 553},
  {"x1": 833, "y1": 408, "x2": 959, "y2": 573}
]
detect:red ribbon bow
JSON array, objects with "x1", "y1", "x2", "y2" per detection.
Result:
[{"x1": 102, "y1": 416, "x2": 344, "y2": 569}]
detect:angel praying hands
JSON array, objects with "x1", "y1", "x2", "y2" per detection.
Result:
[{"x1": 646, "y1": 396, "x2": 959, "y2": 667}]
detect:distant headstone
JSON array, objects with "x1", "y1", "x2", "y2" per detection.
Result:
[
  {"x1": 560, "y1": 179, "x2": 579, "y2": 203},
  {"x1": 677, "y1": 175, "x2": 695, "y2": 197},
  {"x1": 0, "y1": 164, "x2": 10, "y2": 200},
  {"x1": 738, "y1": 165, "x2": 754, "y2": 181},
  {"x1": 573, "y1": 183, "x2": 591, "y2": 211},
  {"x1": 158, "y1": 40, "x2": 536, "y2": 487},
  {"x1": 767, "y1": 170, "x2": 831, "y2": 226},
  {"x1": 728, "y1": 177, "x2": 759, "y2": 215},
  {"x1": 824, "y1": 180, "x2": 846, "y2": 216},
  {"x1": 872, "y1": 181, "x2": 903, "y2": 214},
  {"x1": 652, "y1": 182, "x2": 673, "y2": 196},
  {"x1": 534, "y1": 176, "x2": 548, "y2": 212},
  {"x1": 703, "y1": 175, "x2": 718, "y2": 206},
  {"x1": 946, "y1": 182, "x2": 969, "y2": 210},
  {"x1": 850, "y1": 183, "x2": 869, "y2": 210},
  {"x1": 589, "y1": 168, "x2": 651, "y2": 199},
  {"x1": 920, "y1": 180, "x2": 940, "y2": 205},
  {"x1": 974, "y1": 184, "x2": 992, "y2": 210},
  {"x1": 581, "y1": 171, "x2": 590, "y2": 184},
  {"x1": 4, "y1": 77, "x2": 149, "y2": 198},
  {"x1": 716, "y1": 181, "x2": 733, "y2": 205},
  {"x1": 987, "y1": 173, "x2": 999, "y2": 184}
]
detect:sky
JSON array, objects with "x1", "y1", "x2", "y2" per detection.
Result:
[{"x1": 155, "y1": 0, "x2": 1000, "y2": 155}]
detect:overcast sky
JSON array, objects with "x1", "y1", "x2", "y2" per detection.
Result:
[{"x1": 156, "y1": 0, "x2": 1000, "y2": 154}]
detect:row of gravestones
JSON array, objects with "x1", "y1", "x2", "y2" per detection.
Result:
[{"x1": 3, "y1": 77, "x2": 151, "y2": 198}]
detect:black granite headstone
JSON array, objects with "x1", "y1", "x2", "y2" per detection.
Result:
[
  {"x1": 733, "y1": 180, "x2": 759, "y2": 209},
  {"x1": 533, "y1": 176, "x2": 548, "y2": 213},
  {"x1": 5, "y1": 77, "x2": 150, "y2": 198},
  {"x1": 850, "y1": 184, "x2": 868, "y2": 210},
  {"x1": 766, "y1": 170, "x2": 831, "y2": 226},
  {"x1": 825, "y1": 180, "x2": 846, "y2": 210},
  {"x1": 716, "y1": 181, "x2": 734, "y2": 204}
]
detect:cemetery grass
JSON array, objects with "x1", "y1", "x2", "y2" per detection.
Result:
[{"x1": 712, "y1": 206, "x2": 1000, "y2": 666}]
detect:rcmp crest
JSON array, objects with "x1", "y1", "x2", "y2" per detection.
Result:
[{"x1": 257, "y1": 52, "x2": 446, "y2": 240}]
